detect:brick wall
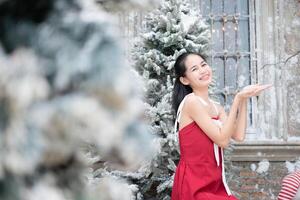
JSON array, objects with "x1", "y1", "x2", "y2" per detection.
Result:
[{"x1": 227, "y1": 161, "x2": 288, "y2": 200}]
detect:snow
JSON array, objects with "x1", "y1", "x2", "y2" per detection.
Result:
[
  {"x1": 285, "y1": 158, "x2": 300, "y2": 173},
  {"x1": 23, "y1": 179, "x2": 66, "y2": 200},
  {"x1": 256, "y1": 159, "x2": 270, "y2": 174},
  {"x1": 180, "y1": 13, "x2": 198, "y2": 32},
  {"x1": 286, "y1": 161, "x2": 296, "y2": 173},
  {"x1": 89, "y1": 177, "x2": 135, "y2": 200},
  {"x1": 250, "y1": 163, "x2": 257, "y2": 171}
]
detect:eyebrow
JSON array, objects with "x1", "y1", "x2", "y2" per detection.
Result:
[{"x1": 191, "y1": 61, "x2": 206, "y2": 69}]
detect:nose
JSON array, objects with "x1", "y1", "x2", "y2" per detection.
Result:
[{"x1": 200, "y1": 70, "x2": 208, "y2": 75}]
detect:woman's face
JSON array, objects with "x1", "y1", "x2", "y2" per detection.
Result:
[{"x1": 179, "y1": 54, "x2": 212, "y2": 89}]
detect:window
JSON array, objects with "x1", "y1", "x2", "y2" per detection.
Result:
[{"x1": 199, "y1": 0, "x2": 258, "y2": 139}]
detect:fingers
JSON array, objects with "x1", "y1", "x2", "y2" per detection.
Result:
[
  {"x1": 262, "y1": 84, "x2": 273, "y2": 89},
  {"x1": 253, "y1": 84, "x2": 273, "y2": 96},
  {"x1": 256, "y1": 84, "x2": 273, "y2": 92}
]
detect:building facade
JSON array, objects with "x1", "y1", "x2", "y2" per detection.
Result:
[{"x1": 118, "y1": 0, "x2": 300, "y2": 199}]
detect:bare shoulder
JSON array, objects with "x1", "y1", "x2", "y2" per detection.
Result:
[
  {"x1": 186, "y1": 95, "x2": 206, "y2": 115},
  {"x1": 184, "y1": 94, "x2": 206, "y2": 109}
]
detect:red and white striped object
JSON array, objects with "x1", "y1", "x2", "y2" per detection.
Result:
[{"x1": 278, "y1": 171, "x2": 300, "y2": 200}]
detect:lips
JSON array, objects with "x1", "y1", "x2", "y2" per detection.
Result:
[{"x1": 200, "y1": 74, "x2": 210, "y2": 80}]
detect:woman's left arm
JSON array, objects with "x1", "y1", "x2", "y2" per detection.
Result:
[{"x1": 231, "y1": 98, "x2": 247, "y2": 142}]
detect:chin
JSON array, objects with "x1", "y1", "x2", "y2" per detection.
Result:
[{"x1": 203, "y1": 77, "x2": 212, "y2": 84}]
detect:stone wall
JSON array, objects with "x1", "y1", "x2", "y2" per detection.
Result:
[
  {"x1": 227, "y1": 161, "x2": 287, "y2": 200},
  {"x1": 283, "y1": 0, "x2": 300, "y2": 138},
  {"x1": 227, "y1": 1, "x2": 300, "y2": 198}
]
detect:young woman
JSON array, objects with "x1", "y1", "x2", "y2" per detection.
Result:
[{"x1": 171, "y1": 52, "x2": 272, "y2": 200}]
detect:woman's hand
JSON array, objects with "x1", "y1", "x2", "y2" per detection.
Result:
[{"x1": 236, "y1": 83, "x2": 273, "y2": 99}]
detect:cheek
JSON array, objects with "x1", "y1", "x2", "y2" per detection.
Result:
[
  {"x1": 208, "y1": 67, "x2": 213, "y2": 75},
  {"x1": 186, "y1": 71, "x2": 196, "y2": 79}
]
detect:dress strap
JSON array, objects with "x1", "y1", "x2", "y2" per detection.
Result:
[
  {"x1": 173, "y1": 94, "x2": 191, "y2": 136},
  {"x1": 173, "y1": 94, "x2": 192, "y2": 153},
  {"x1": 195, "y1": 96, "x2": 208, "y2": 106},
  {"x1": 210, "y1": 100, "x2": 219, "y2": 116}
]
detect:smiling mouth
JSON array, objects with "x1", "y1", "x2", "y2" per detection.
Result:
[{"x1": 200, "y1": 74, "x2": 210, "y2": 80}]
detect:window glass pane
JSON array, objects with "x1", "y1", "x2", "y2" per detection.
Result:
[
  {"x1": 212, "y1": 21, "x2": 223, "y2": 51},
  {"x1": 201, "y1": 0, "x2": 211, "y2": 16},
  {"x1": 226, "y1": 95, "x2": 234, "y2": 109},
  {"x1": 225, "y1": 57, "x2": 237, "y2": 88},
  {"x1": 212, "y1": 57, "x2": 224, "y2": 105},
  {"x1": 212, "y1": 57, "x2": 225, "y2": 89},
  {"x1": 225, "y1": 58, "x2": 238, "y2": 111},
  {"x1": 237, "y1": 56, "x2": 250, "y2": 89},
  {"x1": 211, "y1": 0, "x2": 223, "y2": 14},
  {"x1": 238, "y1": 19, "x2": 250, "y2": 51},
  {"x1": 224, "y1": 21, "x2": 236, "y2": 52},
  {"x1": 224, "y1": 0, "x2": 236, "y2": 14},
  {"x1": 238, "y1": 0, "x2": 249, "y2": 15}
]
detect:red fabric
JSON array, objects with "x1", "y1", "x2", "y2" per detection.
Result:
[{"x1": 171, "y1": 116, "x2": 238, "y2": 200}]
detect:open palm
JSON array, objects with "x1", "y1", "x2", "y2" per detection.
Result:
[{"x1": 237, "y1": 84, "x2": 273, "y2": 98}]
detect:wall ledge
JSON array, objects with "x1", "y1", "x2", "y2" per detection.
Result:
[{"x1": 229, "y1": 141, "x2": 300, "y2": 162}]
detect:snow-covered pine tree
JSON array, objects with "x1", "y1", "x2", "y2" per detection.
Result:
[{"x1": 128, "y1": 0, "x2": 216, "y2": 199}]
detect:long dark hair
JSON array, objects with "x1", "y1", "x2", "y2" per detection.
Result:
[{"x1": 172, "y1": 52, "x2": 207, "y2": 113}]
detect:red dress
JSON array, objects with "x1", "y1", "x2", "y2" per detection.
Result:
[{"x1": 171, "y1": 94, "x2": 238, "y2": 200}]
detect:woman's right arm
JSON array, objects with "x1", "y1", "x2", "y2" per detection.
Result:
[
  {"x1": 219, "y1": 94, "x2": 243, "y2": 145},
  {"x1": 185, "y1": 94, "x2": 242, "y2": 148},
  {"x1": 185, "y1": 84, "x2": 272, "y2": 148}
]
